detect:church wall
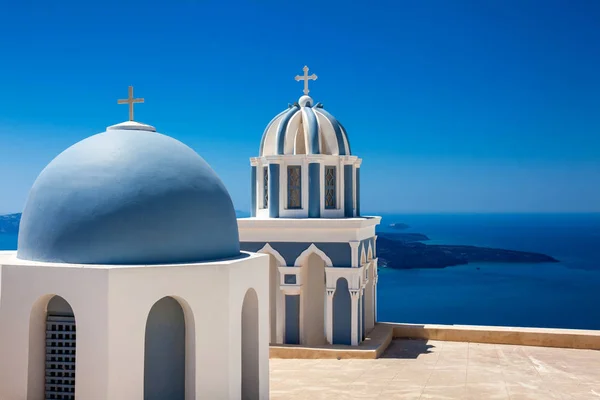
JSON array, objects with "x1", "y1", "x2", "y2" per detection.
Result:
[
  {"x1": 362, "y1": 292, "x2": 366, "y2": 340},
  {"x1": 251, "y1": 166, "x2": 257, "y2": 217},
  {"x1": 0, "y1": 263, "x2": 110, "y2": 400},
  {"x1": 356, "y1": 168, "x2": 361, "y2": 216},
  {"x1": 225, "y1": 255, "x2": 271, "y2": 399},
  {"x1": 268, "y1": 164, "x2": 280, "y2": 218},
  {"x1": 308, "y1": 163, "x2": 321, "y2": 218},
  {"x1": 344, "y1": 165, "x2": 354, "y2": 217},
  {"x1": 0, "y1": 251, "x2": 269, "y2": 400},
  {"x1": 301, "y1": 254, "x2": 327, "y2": 346},
  {"x1": 103, "y1": 253, "x2": 270, "y2": 400},
  {"x1": 240, "y1": 241, "x2": 351, "y2": 267}
]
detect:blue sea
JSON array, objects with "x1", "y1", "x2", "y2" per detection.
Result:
[
  {"x1": 1, "y1": 213, "x2": 599, "y2": 330},
  {"x1": 376, "y1": 213, "x2": 600, "y2": 330}
]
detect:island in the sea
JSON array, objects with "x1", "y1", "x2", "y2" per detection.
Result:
[
  {"x1": 0, "y1": 213, "x2": 559, "y2": 268},
  {"x1": 389, "y1": 222, "x2": 410, "y2": 230},
  {"x1": 376, "y1": 232, "x2": 559, "y2": 269}
]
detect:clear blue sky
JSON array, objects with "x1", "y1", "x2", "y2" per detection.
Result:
[{"x1": 1, "y1": 0, "x2": 599, "y2": 214}]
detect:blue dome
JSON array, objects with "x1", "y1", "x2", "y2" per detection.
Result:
[
  {"x1": 17, "y1": 122, "x2": 241, "y2": 265},
  {"x1": 259, "y1": 95, "x2": 351, "y2": 156}
]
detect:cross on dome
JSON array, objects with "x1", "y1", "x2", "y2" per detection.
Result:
[
  {"x1": 294, "y1": 66, "x2": 317, "y2": 95},
  {"x1": 117, "y1": 86, "x2": 144, "y2": 121}
]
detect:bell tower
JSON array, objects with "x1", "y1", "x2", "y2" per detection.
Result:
[{"x1": 239, "y1": 67, "x2": 381, "y2": 346}]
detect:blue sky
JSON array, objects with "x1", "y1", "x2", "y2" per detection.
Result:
[{"x1": 0, "y1": 0, "x2": 599, "y2": 214}]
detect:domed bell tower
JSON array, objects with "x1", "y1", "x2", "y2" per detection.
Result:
[{"x1": 239, "y1": 67, "x2": 381, "y2": 347}]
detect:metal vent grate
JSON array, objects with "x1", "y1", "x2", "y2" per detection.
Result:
[{"x1": 45, "y1": 315, "x2": 76, "y2": 400}]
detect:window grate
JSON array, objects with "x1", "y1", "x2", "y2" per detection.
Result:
[
  {"x1": 287, "y1": 166, "x2": 302, "y2": 209},
  {"x1": 263, "y1": 166, "x2": 268, "y2": 208},
  {"x1": 325, "y1": 166, "x2": 336, "y2": 209},
  {"x1": 45, "y1": 315, "x2": 76, "y2": 400}
]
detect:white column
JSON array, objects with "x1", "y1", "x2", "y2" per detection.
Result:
[
  {"x1": 373, "y1": 259, "x2": 378, "y2": 323},
  {"x1": 326, "y1": 289, "x2": 335, "y2": 344},
  {"x1": 349, "y1": 241, "x2": 360, "y2": 268},
  {"x1": 359, "y1": 297, "x2": 363, "y2": 342},
  {"x1": 350, "y1": 289, "x2": 360, "y2": 346},
  {"x1": 373, "y1": 235, "x2": 378, "y2": 257},
  {"x1": 276, "y1": 287, "x2": 285, "y2": 344}
]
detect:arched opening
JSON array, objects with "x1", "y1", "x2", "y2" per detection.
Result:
[
  {"x1": 241, "y1": 288, "x2": 260, "y2": 400},
  {"x1": 144, "y1": 296, "x2": 186, "y2": 400},
  {"x1": 333, "y1": 278, "x2": 352, "y2": 345},
  {"x1": 364, "y1": 264, "x2": 375, "y2": 333},
  {"x1": 301, "y1": 252, "x2": 327, "y2": 346},
  {"x1": 28, "y1": 295, "x2": 77, "y2": 399}
]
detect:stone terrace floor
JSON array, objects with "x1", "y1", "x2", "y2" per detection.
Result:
[{"x1": 270, "y1": 339, "x2": 600, "y2": 399}]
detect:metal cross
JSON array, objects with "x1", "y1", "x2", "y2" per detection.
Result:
[
  {"x1": 117, "y1": 86, "x2": 144, "y2": 121},
  {"x1": 294, "y1": 66, "x2": 318, "y2": 95}
]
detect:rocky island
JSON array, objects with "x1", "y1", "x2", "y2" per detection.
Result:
[
  {"x1": 389, "y1": 222, "x2": 410, "y2": 230},
  {"x1": 376, "y1": 232, "x2": 559, "y2": 269}
]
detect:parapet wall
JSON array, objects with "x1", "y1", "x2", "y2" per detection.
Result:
[
  {"x1": 270, "y1": 322, "x2": 600, "y2": 360},
  {"x1": 383, "y1": 322, "x2": 600, "y2": 350}
]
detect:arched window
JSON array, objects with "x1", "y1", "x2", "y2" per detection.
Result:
[
  {"x1": 45, "y1": 296, "x2": 76, "y2": 400},
  {"x1": 144, "y1": 297, "x2": 186, "y2": 400},
  {"x1": 241, "y1": 289, "x2": 260, "y2": 399}
]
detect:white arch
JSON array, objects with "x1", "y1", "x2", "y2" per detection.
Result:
[
  {"x1": 367, "y1": 242, "x2": 373, "y2": 261},
  {"x1": 360, "y1": 246, "x2": 367, "y2": 266},
  {"x1": 257, "y1": 243, "x2": 287, "y2": 267},
  {"x1": 294, "y1": 243, "x2": 333, "y2": 267}
]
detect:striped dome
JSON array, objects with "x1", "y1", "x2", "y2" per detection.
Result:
[{"x1": 259, "y1": 95, "x2": 351, "y2": 156}]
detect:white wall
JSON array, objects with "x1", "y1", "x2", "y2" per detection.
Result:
[{"x1": 0, "y1": 252, "x2": 270, "y2": 400}]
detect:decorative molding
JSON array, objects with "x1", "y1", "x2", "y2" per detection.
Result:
[
  {"x1": 238, "y1": 217, "x2": 382, "y2": 243},
  {"x1": 360, "y1": 246, "x2": 367, "y2": 266},
  {"x1": 294, "y1": 243, "x2": 333, "y2": 267},
  {"x1": 281, "y1": 284, "x2": 302, "y2": 295},
  {"x1": 367, "y1": 242, "x2": 373, "y2": 261},
  {"x1": 257, "y1": 243, "x2": 287, "y2": 267},
  {"x1": 325, "y1": 266, "x2": 364, "y2": 291}
]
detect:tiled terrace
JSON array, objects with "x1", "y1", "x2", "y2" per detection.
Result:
[{"x1": 270, "y1": 339, "x2": 600, "y2": 399}]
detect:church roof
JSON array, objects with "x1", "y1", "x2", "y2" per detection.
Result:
[
  {"x1": 17, "y1": 120, "x2": 241, "y2": 265},
  {"x1": 259, "y1": 95, "x2": 351, "y2": 157}
]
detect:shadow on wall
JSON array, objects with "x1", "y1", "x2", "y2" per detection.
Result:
[{"x1": 381, "y1": 338, "x2": 435, "y2": 359}]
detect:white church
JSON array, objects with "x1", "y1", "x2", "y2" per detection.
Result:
[
  {"x1": 239, "y1": 67, "x2": 380, "y2": 347},
  {"x1": 0, "y1": 67, "x2": 380, "y2": 399}
]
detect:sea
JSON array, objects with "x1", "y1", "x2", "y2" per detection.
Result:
[
  {"x1": 376, "y1": 213, "x2": 600, "y2": 330},
  {"x1": 1, "y1": 213, "x2": 599, "y2": 330}
]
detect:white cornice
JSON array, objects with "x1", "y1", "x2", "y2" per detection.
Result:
[{"x1": 237, "y1": 216, "x2": 381, "y2": 243}]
